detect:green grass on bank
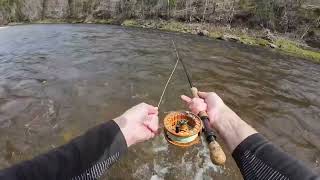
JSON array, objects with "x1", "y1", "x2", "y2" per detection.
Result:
[
  {"x1": 121, "y1": 19, "x2": 139, "y2": 27},
  {"x1": 239, "y1": 35, "x2": 270, "y2": 46},
  {"x1": 159, "y1": 21, "x2": 190, "y2": 33},
  {"x1": 275, "y1": 39, "x2": 320, "y2": 62},
  {"x1": 121, "y1": 19, "x2": 320, "y2": 62}
]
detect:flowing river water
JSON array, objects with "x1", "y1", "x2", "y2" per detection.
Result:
[{"x1": 0, "y1": 24, "x2": 319, "y2": 179}]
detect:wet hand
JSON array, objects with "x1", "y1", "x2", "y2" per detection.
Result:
[{"x1": 114, "y1": 103, "x2": 159, "y2": 147}]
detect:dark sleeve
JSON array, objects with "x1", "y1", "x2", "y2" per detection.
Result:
[
  {"x1": 0, "y1": 120, "x2": 127, "y2": 180},
  {"x1": 232, "y1": 133, "x2": 320, "y2": 180}
]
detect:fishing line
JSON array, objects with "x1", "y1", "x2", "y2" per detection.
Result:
[{"x1": 157, "y1": 41, "x2": 179, "y2": 108}]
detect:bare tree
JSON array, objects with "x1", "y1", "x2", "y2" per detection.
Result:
[
  {"x1": 167, "y1": 0, "x2": 170, "y2": 17},
  {"x1": 228, "y1": 0, "x2": 235, "y2": 25},
  {"x1": 141, "y1": 0, "x2": 145, "y2": 18},
  {"x1": 202, "y1": 0, "x2": 208, "y2": 23},
  {"x1": 301, "y1": 16, "x2": 320, "y2": 39}
]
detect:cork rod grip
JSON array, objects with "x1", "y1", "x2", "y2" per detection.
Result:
[
  {"x1": 191, "y1": 87, "x2": 226, "y2": 166},
  {"x1": 208, "y1": 140, "x2": 227, "y2": 165}
]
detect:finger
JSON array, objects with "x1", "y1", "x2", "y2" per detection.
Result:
[
  {"x1": 148, "y1": 108, "x2": 158, "y2": 115},
  {"x1": 150, "y1": 132, "x2": 156, "y2": 139},
  {"x1": 149, "y1": 111, "x2": 158, "y2": 116},
  {"x1": 135, "y1": 103, "x2": 149, "y2": 114},
  {"x1": 145, "y1": 115, "x2": 159, "y2": 132},
  {"x1": 150, "y1": 133, "x2": 155, "y2": 139},
  {"x1": 181, "y1": 95, "x2": 192, "y2": 103},
  {"x1": 140, "y1": 102, "x2": 156, "y2": 109},
  {"x1": 146, "y1": 104, "x2": 158, "y2": 114},
  {"x1": 193, "y1": 98, "x2": 205, "y2": 104},
  {"x1": 144, "y1": 115, "x2": 159, "y2": 133},
  {"x1": 143, "y1": 129, "x2": 155, "y2": 140},
  {"x1": 141, "y1": 103, "x2": 158, "y2": 114},
  {"x1": 198, "y1": 91, "x2": 209, "y2": 98},
  {"x1": 188, "y1": 104, "x2": 200, "y2": 114},
  {"x1": 154, "y1": 129, "x2": 161, "y2": 136}
]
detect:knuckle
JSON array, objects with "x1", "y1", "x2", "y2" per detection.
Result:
[
  {"x1": 137, "y1": 103, "x2": 145, "y2": 107},
  {"x1": 208, "y1": 92, "x2": 217, "y2": 98},
  {"x1": 210, "y1": 92, "x2": 218, "y2": 96}
]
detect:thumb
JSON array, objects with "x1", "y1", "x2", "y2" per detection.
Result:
[
  {"x1": 144, "y1": 115, "x2": 159, "y2": 133},
  {"x1": 147, "y1": 106, "x2": 158, "y2": 115}
]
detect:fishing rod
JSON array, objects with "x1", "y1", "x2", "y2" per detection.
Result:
[{"x1": 171, "y1": 40, "x2": 226, "y2": 165}]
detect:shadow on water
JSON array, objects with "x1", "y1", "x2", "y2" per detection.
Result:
[{"x1": 0, "y1": 24, "x2": 319, "y2": 179}]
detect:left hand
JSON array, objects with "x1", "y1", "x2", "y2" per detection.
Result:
[{"x1": 114, "y1": 103, "x2": 159, "y2": 147}]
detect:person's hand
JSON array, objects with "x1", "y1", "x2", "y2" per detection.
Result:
[
  {"x1": 181, "y1": 92, "x2": 257, "y2": 151},
  {"x1": 114, "y1": 103, "x2": 159, "y2": 147},
  {"x1": 181, "y1": 92, "x2": 230, "y2": 128}
]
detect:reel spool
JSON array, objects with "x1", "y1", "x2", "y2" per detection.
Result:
[{"x1": 163, "y1": 111, "x2": 203, "y2": 147}]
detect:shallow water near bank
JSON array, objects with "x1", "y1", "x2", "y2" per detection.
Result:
[{"x1": 0, "y1": 24, "x2": 319, "y2": 179}]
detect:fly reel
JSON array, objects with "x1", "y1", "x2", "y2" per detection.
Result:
[{"x1": 163, "y1": 111, "x2": 203, "y2": 147}]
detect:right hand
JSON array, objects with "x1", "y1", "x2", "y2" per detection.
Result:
[
  {"x1": 182, "y1": 91, "x2": 258, "y2": 152},
  {"x1": 181, "y1": 92, "x2": 230, "y2": 129}
]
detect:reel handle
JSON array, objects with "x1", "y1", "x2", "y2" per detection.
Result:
[{"x1": 191, "y1": 87, "x2": 227, "y2": 166}]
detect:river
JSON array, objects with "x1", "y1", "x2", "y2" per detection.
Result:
[{"x1": 0, "y1": 24, "x2": 319, "y2": 179}]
